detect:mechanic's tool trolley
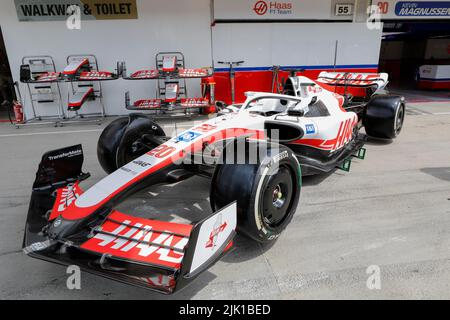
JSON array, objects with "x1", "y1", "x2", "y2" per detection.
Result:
[{"x1": 122, "y1": 52, "x2": 215, "y2": 118}]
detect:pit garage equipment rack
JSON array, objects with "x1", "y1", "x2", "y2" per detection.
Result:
[
  {"x1": 122, "y1": 52, "x2": 214, "y2": 118},
  {"x1": 62, "y1": 54, "x2": 119, "y2": 125},
  {"x1": 18, "y1": 56, "x2": 64, "y2": 128},
  {"x1": 20, "y1": 54, "x2": 119, "y2": 127}
]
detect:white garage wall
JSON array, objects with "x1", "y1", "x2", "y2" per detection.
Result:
[
  {"x1": 0, "y1": 0, "x2": 212, "y2": 117},
  {"x1": 1, "y1": 0, "x2": 384, "y2": 116},
  {"x1": 212, "y1": 23, "x2": 382, "y2": 68}
]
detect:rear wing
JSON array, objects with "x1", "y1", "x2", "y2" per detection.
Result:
[
  {"x1": 316, "y1": 72, "x2": 388, "y2": 98},
  {"x1": 316, "y1": 72, "x2": 388, "y2": 89}
]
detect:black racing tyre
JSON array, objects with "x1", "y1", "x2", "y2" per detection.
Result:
[
  {"x1": 97, "y1": 117, "x2": 129, "y2": 174},
  {"x1": 97, "y1": 114, "x2": 165, "y2": 174},
  {"x1": 210, "y1": 141, "x2": 301, "y2": 243},
  {"x1": 363, "y1": 94, "x2": 405, "y2": 139}
]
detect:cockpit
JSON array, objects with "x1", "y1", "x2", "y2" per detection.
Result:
[{"x1": 243, "y1": 76, "x2": 330, "y2": 117}]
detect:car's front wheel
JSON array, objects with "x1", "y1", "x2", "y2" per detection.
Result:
[
  {"x1": 97, "y1": 114, "x2": 166, "y2": 174},
  {"x1": 210, "y1": 141, "x2": 301, "y2": 243}
]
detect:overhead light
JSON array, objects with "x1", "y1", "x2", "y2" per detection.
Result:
[
  {"x1": 382, "y1": 32, "x2": 408, "y2": 36},
  {"x1": 428, "y1": 35, "x2": 450, "y2": 39}
]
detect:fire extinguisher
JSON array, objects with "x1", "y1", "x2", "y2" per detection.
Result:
[
  {"x1": 201, "y1": 76, "x2": 216, "y2": 114},
  {"x1": 11, "y1": 81, "x2": 24, "y2": 124},
  {"x1": 13, "y1": 100, "x2": 24, "y2": 124}
]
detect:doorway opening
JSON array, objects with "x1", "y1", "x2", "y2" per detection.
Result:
[
  {"x1": 378, "y1": 21, "x2": 450, "y2": 102},
  {"x1": 0, "y1": 26, "x2": 14, "y2": 122}
]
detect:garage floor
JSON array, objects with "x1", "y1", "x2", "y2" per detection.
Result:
[
  {"x1": 0, "y1": 101, "x2": 449, "y2": 300},
  {"x1": 390, "y1": 88, "x2": 450, "y2": 104}
]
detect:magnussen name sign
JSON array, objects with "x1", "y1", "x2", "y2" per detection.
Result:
[
  {"x1": 395, "y1": 1, "x2": 450, "y2": 17},
  {"x1": 378, "y1": 0, "x2": 450, "y2": 19},
  {"x1": 14, "y1": 0, "x2": 138, "y2": 21}
]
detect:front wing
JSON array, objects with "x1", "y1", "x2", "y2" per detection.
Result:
[{"x1": 23, "y1": 145, "x2": 236, "y2": 294}]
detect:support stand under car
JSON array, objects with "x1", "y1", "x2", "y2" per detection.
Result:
[
  {"x1": 18, "y1": 55, "x2": 64, "y2": 128},
  {"x1": 61, "y1": 54, "x2": 119, "y2": 126},
  {"x1": 122, "y1": 52, "x2": 215, "y2": 119}
]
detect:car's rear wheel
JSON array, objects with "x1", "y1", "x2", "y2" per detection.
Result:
[
  {"x1": 363, "y1": 94, "x2": 405, "y2": 139},
  {"x1": 210, "y1": 141, "x2": 301, "y2": 243}
]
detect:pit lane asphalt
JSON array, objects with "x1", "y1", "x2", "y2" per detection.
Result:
[{"x1": 0, "y1": 102, "x2": 449, "y2": 299}]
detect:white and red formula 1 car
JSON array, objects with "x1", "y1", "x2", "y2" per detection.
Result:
[{"x1": 23, "y1": 72, "x2": 405, "y2": 294}]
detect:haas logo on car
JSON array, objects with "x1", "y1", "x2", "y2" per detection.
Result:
[
  {"x1": 49, "y1": 182, "x2": 83, "y2": 221},
  {"x1": 205, "y1": 214, "x2": 228, "y2": 249},
  {"x1": 58, "y1": 185, "x2": 79, "y2": 211},
  {"x1": 80, "y1": 212, "x2": 192, "y2": 269},
  {"x1": 323, "y1": 117, "x2": 358, "y2": 151},
  {"x1": 57, "y1": 183, "x2": 82, "y2": 212},
  {"x1": 322, "y1": 73, "x2": 381, "y2": 85}
]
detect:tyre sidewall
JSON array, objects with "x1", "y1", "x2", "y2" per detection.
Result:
[
  {"x1": 243, "y1": 145, "x2": 301, "y2": 242},
  {"x1": 97, "y1": 117, "x2": 130, "y2": 174},
  {"x1": 364, "y1": 95, "x2": 404, "y2": 139}
]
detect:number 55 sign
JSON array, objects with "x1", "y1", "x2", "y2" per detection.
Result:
[{"x1": 335, "y1": 3, "x2": 354, "y2": 16}]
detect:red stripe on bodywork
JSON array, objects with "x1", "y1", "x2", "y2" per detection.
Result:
[
  {"x1": 49, "y1": 182, "x2": 83, "y2": 221},
  {"x1": 290, "y1": 117, "x2": 357, "y2": 151},
  {"x1": 62, "y1": 128, "x2": 264, "y2": 221},
  {"x1": 337, "y1": 119, "x2": 350, "y2": 149}
]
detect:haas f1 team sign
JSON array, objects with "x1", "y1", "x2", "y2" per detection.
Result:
[
  {"x1": 14, "y1": 0, "x2": 138, "y2": 21},
  {"x1": 253, "y1": 0, "x2": 293, "y2": 16},
  {"x1": 214, "y1": 0, "x2": 352, "y2": 21}
]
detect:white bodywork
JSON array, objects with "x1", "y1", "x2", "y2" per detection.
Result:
[{"x1": 65, "y1": 77, "x2": 357, "y2": 218}]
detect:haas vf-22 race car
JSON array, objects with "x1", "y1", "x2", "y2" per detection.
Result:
[{"x1": 23, "y1": 72, "x2": 405, "y2": 294}]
